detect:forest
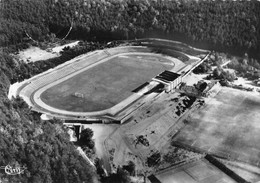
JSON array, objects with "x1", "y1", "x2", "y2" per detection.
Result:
[
  {"x1": 0, "y1": 0, "x2": 260, "y2": 182},
  {"x1": 1, "y1": 0, "x2": 260, "y2": 58},
  {"x1": 0, "y1": 86, "x2": 98, "y2": 182}
]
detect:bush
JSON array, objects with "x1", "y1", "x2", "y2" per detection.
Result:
[
  {"x1": 79, "y1": 128, "x2": 95, "y2": 149},
  {"x1": 123, "y1": 161, "x2": 136, "y2": 176},
  {"x1": 147, "y1": 152, "x2": 161, "y2": 167}
]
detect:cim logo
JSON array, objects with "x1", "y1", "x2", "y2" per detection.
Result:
[{"x1": 0, "y1": 164, "x2": 27, "y2": 175}]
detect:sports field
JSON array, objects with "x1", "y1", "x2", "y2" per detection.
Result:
[
  {"x1": 155, "y1": 159, "x2": 236, "y2": 183},
  {"x1": 41, "y1": 54, "x2": 174, "y2": 112},
  {"x1": 173, "y1": 87, "x2": 260, "y2": 166}
]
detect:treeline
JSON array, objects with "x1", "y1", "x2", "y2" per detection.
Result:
[
  {"x1": 227, "y1": 55, "x2": 260, "y2": 79},
  {"x1": 1, "y1": 0, "x2": 260, "y2": 59}
]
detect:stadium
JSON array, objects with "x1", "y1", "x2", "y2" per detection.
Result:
[{"x1": 16, "y1": 38, "x2": 210, "y2": 123}]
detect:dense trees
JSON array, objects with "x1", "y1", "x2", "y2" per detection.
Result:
[
  {"x1": 0, "y1": 94, "x2": 97, "y2": 182},
  {"x1": 0, "y1": 0, "x2": 48, "y2": 46},
  {"x1": 1, "y1": 0, "x2": 260, "y2": 59},
  {"x1": 227, "y1": 56, "x2": 260, "y2": 79},
  {"x1": 0, "y1": 43, "x2": 100, "y2": 182},
  {"x1": 209, "y1": 67, "x2": 236, "y2": 82}
]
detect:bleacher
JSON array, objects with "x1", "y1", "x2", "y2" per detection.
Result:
[{"x1": 155, "y1": 70, "x2": 180, "y2": 82}]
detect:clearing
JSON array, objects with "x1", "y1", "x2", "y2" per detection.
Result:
[
  {"x1": 16, "y1": 41, "x2": 79, "y2": 63},
  {"x1": 16, "y1": 46, "x2": 58, "y2": 62}
]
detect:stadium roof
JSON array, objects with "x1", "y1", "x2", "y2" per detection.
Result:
[{"x1": 155, "y1": 70, "x2": 180, "y2": 82}]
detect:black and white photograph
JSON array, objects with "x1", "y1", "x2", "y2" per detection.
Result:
[{"x1": 0, "y1": 0, "x2": 260, "y2": 182}]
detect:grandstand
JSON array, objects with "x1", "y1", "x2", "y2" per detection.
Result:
[{"x1": 153, "y1": 70, "x2": 182, "y2": 92}]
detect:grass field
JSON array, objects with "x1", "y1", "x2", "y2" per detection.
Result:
[
  {"x1": 41, "y1": 54, "x2": 174, "y2": 112},
  {"x1": 173, "y1": 87, "x2": 260, "y2": 166},
  {"x1": 155, "y1": 159, "x2": 236, "y2": 183}
]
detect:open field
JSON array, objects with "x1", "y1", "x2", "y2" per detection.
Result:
[
  {"x1": 173, "y1": 87, "x2": 260, "y2": 166},
  {"x1": 15, "y1": 41, "x2": 79, "y2": 63},
  {"x1": 41, "y1": 54, "x2": 174, "y2": 112},
  {"x1": 16, "y1": 46, "x2": 58, "y2": 62},
  {"x1": 154, "y1": 159, "x2": 236, "y2": 183}
]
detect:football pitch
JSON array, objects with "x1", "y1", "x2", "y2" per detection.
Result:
[
  {"x1": 173, "y1": 87, "x2": 260, "y2": 166},
  {"x1": 41, "y1": 54, "x2": 174, "y2": 112},
  {"x1": 155, "y1": 159, "x2": 236, "y2": 183}
]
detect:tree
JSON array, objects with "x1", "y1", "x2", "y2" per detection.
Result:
[
  {"x1": 212, "y1": 67, "x2": 222, "y2": 79},
  {"x1": 147, "y1": 152, "x2": 161, "y2": 167},
  {"x1": 79, "y1": 128, "x2": 95, "y2": 149},
  {"x1": 102, "y1": 167, "x2": 131, "y2": 183},
  {"x1": 95, "y1": 158, "x2": 106, "y2": 178},
  {"x1": 193, "y1": 62, "x2": 211, "y2": 74},
  {"x1": 134, "y1": 135, "x2": 149, "y2": 147},
  {"x1": 123, "y1": 161, "x2": 136, "y2": 176}
]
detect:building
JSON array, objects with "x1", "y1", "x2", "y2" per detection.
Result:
[{"x1": 152, "y1": 70, "x2": 182, "y2": 92}]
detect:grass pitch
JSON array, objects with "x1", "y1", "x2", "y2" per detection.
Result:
[
  {"x1": 155, "y1": 159, "x2": 236, "y2": 183},
  {"x1": 173, "y1": 87, "x2": 260, "y2": 166},
  {"x1": 41, "y1": 54, "x2": 174, "y2": 112}
]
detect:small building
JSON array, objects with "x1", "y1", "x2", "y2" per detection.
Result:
[{"x1": 152, "y1": 70, "x2": 182, "y2": 92}]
